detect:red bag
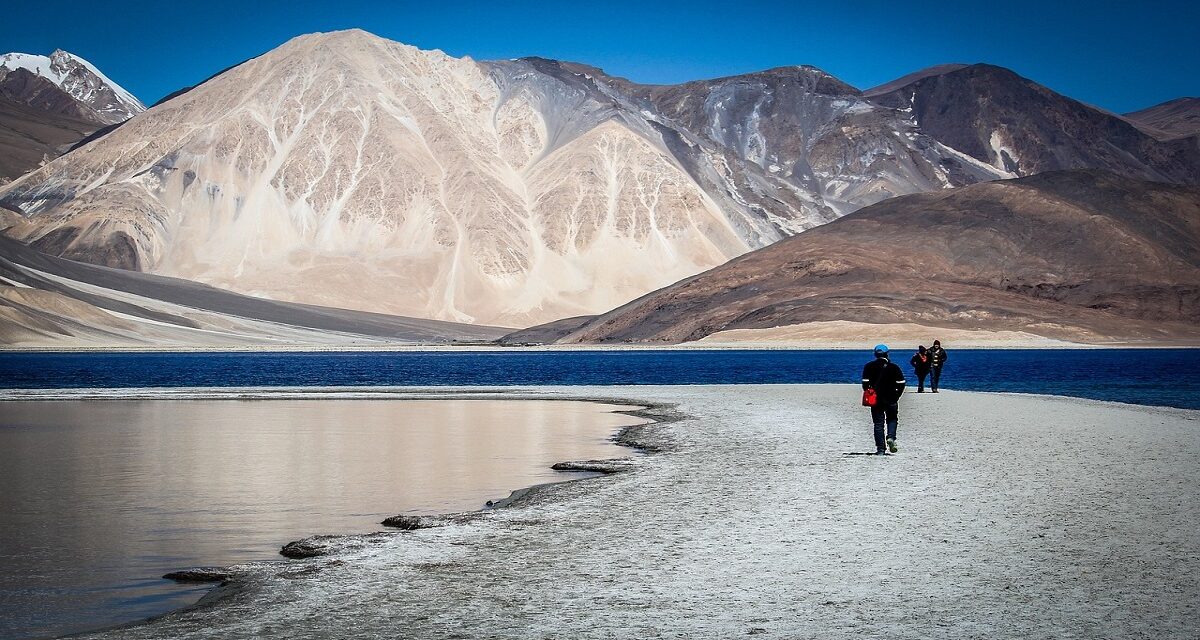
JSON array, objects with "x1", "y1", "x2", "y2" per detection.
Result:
[{"x1": 862, "y1": 388, "x2": 877, "y2": 407}]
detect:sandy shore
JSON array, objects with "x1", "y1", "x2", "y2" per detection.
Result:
[
  {"x1": 697, "y1": 321, "x2": 1082, "y2": 348},
  {"x1": 65, "y1": 385, "x2": 1199, "y2": 639}
]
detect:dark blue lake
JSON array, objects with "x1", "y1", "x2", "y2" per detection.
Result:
[{"x1": 1, "y1": 349, "x2": 1196, "y2": 410}]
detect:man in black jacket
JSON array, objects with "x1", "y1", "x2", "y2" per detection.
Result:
[
  {"x1": 928, "y1": 340, "x2": 948, "y2": 392},
  {"x1": 863, "y1": 344, "x2": 906, "y2": 454},
  {"x1": 910, "y1": 345, "x2": 931, "y2": 392}
]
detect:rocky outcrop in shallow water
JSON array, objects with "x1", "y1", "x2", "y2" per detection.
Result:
[
  {"x1": 162, "y1": 568, "x2": 232, "y2": 583},
  {"x1": 380, "y1": 512, "x2": 482, "y2": 530},
  {"x1": 280, "y1": 533, "x2": 393, "y2": 559},
  {"x1": 550, "y1": 459, "x2": 636, "y2": 474}
]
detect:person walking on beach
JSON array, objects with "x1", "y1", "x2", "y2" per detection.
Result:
[
  {"x1": 928, "y1": 340, "x2": 948, "y2": 393},
  {"x1": 910, "y1": 345, "x2": 931, "y2": 392},
  {"x1": 862, "y1": 344, "x2": 906, "y2": 454}
]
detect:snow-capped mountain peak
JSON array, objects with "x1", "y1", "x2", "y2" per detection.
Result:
[{"x1": 0, "y1": 49, "x2": 145, "y2": 124}]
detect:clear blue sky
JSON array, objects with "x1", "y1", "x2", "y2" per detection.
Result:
[{"x1": 7, "y1": 0, "x2": 1197, "y2": 113}]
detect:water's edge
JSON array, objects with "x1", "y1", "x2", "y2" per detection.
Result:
[
  {"x1": 57, "y1": 390, "x2": 684, "y2": 639},
  {"x1": 38, "y1": 384, "x2": 1199, "y2": 638}
]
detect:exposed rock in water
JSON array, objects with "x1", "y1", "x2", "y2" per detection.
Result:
[
  {"x1": 162, "y1": 568, "x2": 231, "y2": 583},
  {"x1": 380, "y1": 512, "x2": 482, "y2": 529},
  {"x1": 280, "y1": 536, "x2": 339, "y2": 559},
  {"x1": 551, "y1": 459, "x2": 636, "y2": 474},
  {"x1": 380, "y1": 515, "x2": 439, "y2": 530},
  {"x1": 280, "y1": 532, "x2": 394, "y2": 559}
]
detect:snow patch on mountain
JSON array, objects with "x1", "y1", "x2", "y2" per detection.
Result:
[
  {"x1": 0, "y1": 52, "x2": 58, "y2": 81},
  {"x1": 989, "y1": 130, "x2": 1021, "y2": 173},
  {"x1": 0, "y1": 50, "x2": 145, "y2": 124}
]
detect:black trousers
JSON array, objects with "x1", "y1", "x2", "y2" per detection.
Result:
[
  {"x1": 930, "y1": 365, "x2": 943, "y2": 390},
  {"x1": 870, "y1": 403, "x2": 898, "y2": 451},
  {"x1": 916, "y1": 370, "x2": 929, "y2": 391}
]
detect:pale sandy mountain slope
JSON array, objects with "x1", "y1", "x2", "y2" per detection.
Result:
[
  {"x1": 0, "y1": 236, "x2": 506, "y2": 347},
  {"x1": 0, "y1": 31, "x2": 755, "y2": 326}
]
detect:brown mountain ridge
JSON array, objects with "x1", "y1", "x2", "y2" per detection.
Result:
[{"x1": 530, "y1": 170, "x2": 1200, "y2": 345}]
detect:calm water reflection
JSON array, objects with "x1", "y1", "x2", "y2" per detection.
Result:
[{"x1": 0, "y1": 399, "x2": 640, "y2": 639}]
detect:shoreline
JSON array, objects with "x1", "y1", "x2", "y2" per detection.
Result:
[
  {"x1": 2, "y1": 382, "x2": 1195, "y2": 414},
  {"x1": 5, "y1": 343, "x2": 1200, "y2": 353},
  {"x1": 40, "y1": 391, "x2": 676, "y2": 640},
  {"x1": 22, "y1": 386, "x2": 1200, "y2": 638}
]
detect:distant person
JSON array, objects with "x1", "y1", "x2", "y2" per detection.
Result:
[
  {"x1": 910, "y1": 345, "x2": 931, "y2": 392},
  {"x1": 928, "y1": 340, "x2": 948, "y2": 393},
  {"x1": 862, "y1": 344, "x2": 906, "y2": 454}
]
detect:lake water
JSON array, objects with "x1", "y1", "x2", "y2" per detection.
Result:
[
  {"x1": 0, "y1": 348, "x2": 1195, "y2": 409},
  {"x1": 0, "y1": 399, "x2": 641, "y2": 639}
]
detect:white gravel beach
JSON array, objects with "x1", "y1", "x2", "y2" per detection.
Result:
[{"x1": 72, "y1": 385, "x2": 1199, "y2": 639}]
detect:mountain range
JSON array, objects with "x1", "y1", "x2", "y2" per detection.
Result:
[
  {"x1": 512, "y1": 170, "x2": 1199, "y2": 345},
  {"x1": 0, "y1": 30, "x2": 1197, "y2": 346}
]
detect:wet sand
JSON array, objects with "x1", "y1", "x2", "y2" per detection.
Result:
[{"x1": 53, "y1": 385, "x2": 1200, "y2": 639}]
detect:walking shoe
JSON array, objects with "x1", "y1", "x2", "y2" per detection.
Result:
[
  {"x1": 932, "y1": 389, "x2": 939, "y2": 393},
  {"x1": 917, "y1": 389, "x2": 925, "y2": 393},
  {"x1": 886, "y1": 438, "x2": 898, "y2": 453},
  {"x1": 876, "y1": 448, "x2": 888, "y2": 455}
]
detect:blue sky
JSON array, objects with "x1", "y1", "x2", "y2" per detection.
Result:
[{"x1": 7, "y1": 0, "x2": 1197, "y2": 113}]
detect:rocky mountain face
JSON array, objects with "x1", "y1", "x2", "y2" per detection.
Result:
[
  {"x1": 0, "y1": 96, "x2": 100, "y2": 184},
  {"x1": 0, "y1": 50, "x2": 145, "y2": 125},
  {"x1": 864, "y1": 64, "x2": 1200, "y2": 184},
  {"x1": 1123, "y1": 97, "x2": 1200, "y2": 141},
  {"x1": 0, "y1": 51, "x2": 143, "y2": 184},
  {"x1": 0, "y1": 67, "x2": 100, "y2": 124},
  {"x1": 507, "y1": 58, "x2": 1006, "y2": 223},
  {"x1": 544, "y1": 171, "x2": 1200, "y2": 344},
  {"x1": 1, "y1": 31, "x2": 1196, "y2": 329}
]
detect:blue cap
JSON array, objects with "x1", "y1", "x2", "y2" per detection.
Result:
[{"x1": 874, "y1": 344, "x2": 889, "y2": 355}]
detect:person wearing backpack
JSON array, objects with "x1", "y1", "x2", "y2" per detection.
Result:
[
  {"x1": 910, "y1": 345, "x2": 931, "y2": 392},
  {"x1": 862, "y1": 344, "x2": 907, "y2": 454},
  {"x1": 928, "y1": 340, "x2": 948, "y2": 393}
]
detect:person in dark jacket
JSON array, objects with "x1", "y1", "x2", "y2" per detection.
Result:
[
  {"x1": 928, "y1": 340, "x2": 948, "y2": 392},
  {"x1": 910, "y1": 345, "x2": 931, "y2": 392},
  {"x1": 862, "y1": 344, "x2": 906, "y2": 454}
]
